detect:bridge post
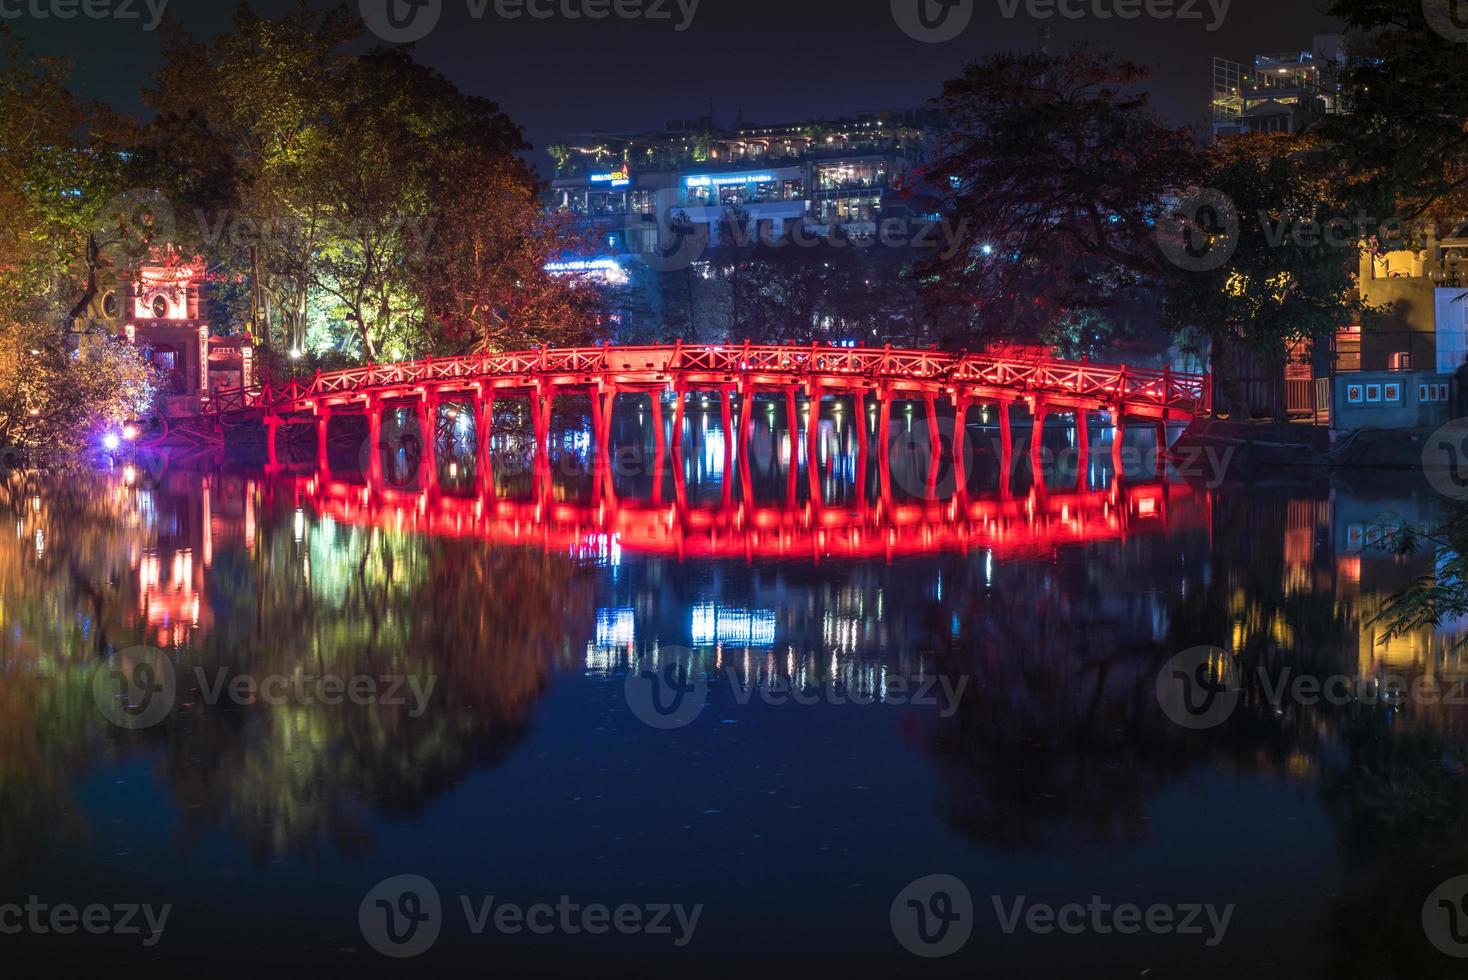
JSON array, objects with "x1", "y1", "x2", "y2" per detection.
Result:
[
  {"x1": 854, "y1": 390, "x2": 868, "y2": 505},
  {"x1": 952, "y1": 394, "x2": 969, "y2": 499},
  {"x1": 1111, "y1": 411, "x2": 1127, "y2": 483},
  {"x1": 806, "y1": 382, "x2": 823, "y2": 508},
  {"x1": 924, "y1": 393, "x2": 941, "y2": 500},
  {"x1": 785, "y1": 387, "x2": 799, "y2": 509},
  {"x1": 316, "y1": 407, "x2": 332, "y2": 477},
  {"x1": 474, "y1": 389, "x2": 495, "y2": 498},
  {"x1": 876, "y1": 388, "x2": 892, "y2": 505},
  {"x1": 738, "y1": 382, "x2": 755, "y2": 497},
  {"x1": 532, "y1": 383, "x2": 553, "y2": 478},
  {"x1": 1074, "y1": 409, "x2": 1090, "y2": 491},
  {"x1": 367, "y1": 397, "x2": 385, "y2": 487},
  {"x1": 1029, "y1": 400, "x2": 1048, "y2": 478},
  {"x1": 671, "y1": 384, "x2": 686, "y2": 460},
  {"x1": 650, "y1": 390, "x2": 665, "y2": 504},
  {"x1": 417, "y1": 392, "x2": 440, "y2": 494},
  {"x1": 721, "y1": 387, "x2": 735, "y2": 508},
  {"x1": 998, "y1": 400, "x2": 1013, "y2": 499},
  {"x1": 264, "y1": 415, "x2": 282, "y2": 470},
  {"x1": 1153, "y1": 419, "x2": 1168, "y2": 476}
]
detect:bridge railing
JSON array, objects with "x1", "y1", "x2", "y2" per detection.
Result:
[{"x1": 205, "y1": 344, "x2": 1211, "y2": 418}]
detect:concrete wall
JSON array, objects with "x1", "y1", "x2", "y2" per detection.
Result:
[{"x1": 1333, "y1": 370, "x2": 1452, "y2": 430}]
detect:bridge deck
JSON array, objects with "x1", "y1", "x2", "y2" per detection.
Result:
[{"x1": 208, "y1": 343, "x2": 1210, "y2": 423}]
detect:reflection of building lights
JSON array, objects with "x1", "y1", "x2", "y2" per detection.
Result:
[
  {"x1": 595, "y1": 607, "x2": 636, "y2": 649},
  {"x1": 692, "y1": 604, "x2": 776, "y2": 647},
  {"x1": 293, "y1": 508, "x2": 305, "y2": 543}
]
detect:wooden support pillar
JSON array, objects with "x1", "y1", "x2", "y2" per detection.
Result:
[
  {"x1": 475, "y1": 391, "x2": 495, "y2": 498},
  {"x1": 854, "y1": 390, "x2": 869, "y2": 505},
  {"x1": 671, "y1": 385, "x2": 686, "y2": 459},
  {"x1": 806, "y1": 382, "x2": 822, "y2": 507},
  {"x1": 1074, "y1": 409, "x2": 1090, "y2": 491},
  {"x1": 1154, "y1": 419, "x2": 1168, "y2": 476},
  {"x1": 924, "y1": 393, "x2": 940, "y2": 500},
  {"x1": 1029, "y1": 401, "x2": 1048, "y2": 465},
  {"x1": 876, "y1": 389, "x2": 892, "y2": 505},
  {"x1": 785, "y1": 388, "x2": 799, "y2": 509},
  {"x1": 367, "y1": 398, "x2": 385, "y2": 488},
  {"x1": 417, "y1": 392, "x2": 439, "y2": 493},
  {"x1": 998, "y1": 401, "x2": 1013, "y2": 499},
  {"x1": 650, "y1": 390, "x2": 665, "y2": 504},
  {"x1": 952, "y1": 395, "x2": 969, "y2": 499},
  {"x1": 738, "y1": 384, "x2": 755, "y2": 505},
  {"x1": 532, "y1": 385, "x2": 553, "y2": 478},
  {"x1": 721, "y1": 387, "x2": 735, "y2": 508},
  {"x1": 264, "y1": 415, "x2": 281, "y2": 470},
  {"x1": 1111, "y1": 411, "x2": 1127, "y2": 483},
  {"x1": 316, "y1": 409, "x2": 331, "y2": 475}
]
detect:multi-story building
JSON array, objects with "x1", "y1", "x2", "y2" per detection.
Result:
[
  {"x1": 1211, "y1": 34, "x2": 1346, "y2": 138},
  {"x1": 548, "y1": 110, "x2": 937, "y2": 261}
]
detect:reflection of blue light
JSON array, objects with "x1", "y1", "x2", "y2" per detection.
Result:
[
  {"x1": 596, "y1": 607, "x2": 635, "y2": 647},
  {"x1": 691, "y1": 603, "x2": 776, "y2": 646}
]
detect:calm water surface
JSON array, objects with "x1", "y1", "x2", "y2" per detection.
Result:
[{"x1": 3, "y1": 414, "x2": 1466, "y2": 978}]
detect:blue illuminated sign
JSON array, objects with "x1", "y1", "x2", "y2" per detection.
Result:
[{"x1": 684, "y1": 172, "x2": 776, "y2": 188}]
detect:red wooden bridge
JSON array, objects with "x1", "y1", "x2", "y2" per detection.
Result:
[{"x1": 197, "y1": 343, "x2": 1209, "y2": 491}]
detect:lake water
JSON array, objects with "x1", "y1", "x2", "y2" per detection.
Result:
[{"x1": 3, "y1": 412, "x2": 1467, "y2": 977}]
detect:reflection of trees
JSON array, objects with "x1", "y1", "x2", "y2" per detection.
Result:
[
  {"x1": 152, "y1": 494, "x2": 594, "y2": 862},
  {"x1": 0, "y1": 470, "x2": 150, "y2": 870},
  {"x1": 0, "y1": 470, "x2": 593, "y2": 866}
]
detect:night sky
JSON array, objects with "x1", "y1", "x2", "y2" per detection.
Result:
[{"x1": 7, "y1": 0, "x2": 1342, "y2": 175}]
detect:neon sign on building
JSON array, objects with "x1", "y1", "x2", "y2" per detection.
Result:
[
  {"x1": 590, "y1": 169, "x2": 631, "y2": 188},
  {"x1": 684, "y1": 173, "x2": 775, "y2": 188}
]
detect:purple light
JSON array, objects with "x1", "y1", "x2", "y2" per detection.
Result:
[{"x1": 102, "y1": 433, "x2": 121, "y2": 452}]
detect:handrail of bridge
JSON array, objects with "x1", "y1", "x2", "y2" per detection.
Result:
[{"x1": 205, "y1": 344, "x2": 1211, "y2": 418}]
